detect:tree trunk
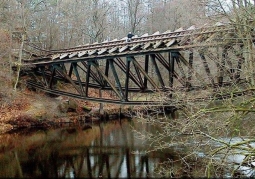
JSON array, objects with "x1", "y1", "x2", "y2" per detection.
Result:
[{"x1": 13, "y1": 34, "x2": 25, "y2": 91}]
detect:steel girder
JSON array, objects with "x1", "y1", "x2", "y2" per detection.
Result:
[{"x1": 26, "y1": 45, "x2": 245, "y2": 105}]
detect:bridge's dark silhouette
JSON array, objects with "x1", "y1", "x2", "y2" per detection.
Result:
[{"x1": 21, "y1": 22, "x2": 251, "y2": 105}]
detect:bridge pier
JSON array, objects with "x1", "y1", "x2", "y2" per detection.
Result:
[{"x1": 169, "y1": 52, "x2": 175, "y2": 98}]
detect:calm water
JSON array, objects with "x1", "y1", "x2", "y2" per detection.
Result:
[
  {"x1": 0, "y1": 119, "x2": 185, "y2": 178},
  {"x1": 1, "y1": 118, "x2": 253, "y2": 178}
]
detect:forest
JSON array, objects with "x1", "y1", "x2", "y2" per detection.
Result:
[
  {"x1": 0, "y1": 0, "x2": 210, "y2": 51},
  {"x1": 0, "y1": 0, "x2": 255, "y2": 178}
]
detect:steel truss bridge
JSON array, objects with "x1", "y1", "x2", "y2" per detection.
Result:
[{"x1": 21, "y1": 22, "x2": 255, "y2": 105}]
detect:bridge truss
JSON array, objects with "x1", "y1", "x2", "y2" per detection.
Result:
[{"x1": 22, "y1": 23, "x2": 253, "y2": 105}]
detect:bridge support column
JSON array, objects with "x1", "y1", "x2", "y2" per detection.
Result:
[
  {"x1": 85, "y1": 61, "x2": 92, "y2": 97},
  {"x1": 68, "y1": 63, "x2": 73, "y2": 78},
  {"x1": 40, "y1": 66, "x2": 49, "y2": 88},
  {"x1": 144, "y1": 55, "x2": 149, "y2": 90},
  {"x1": 151, "y1": 54, "x2": 165, "y2": 88},
  {"x1": 109, "y1": 59, "x2": 124, "y2": 98},
  {"x1": 72, "y1": 62, "x2": 85, "y2": 96},
  {"x1": 169, "y1": 52, "x2": 175, "y2": 98},
  {"x1": 218, "y1": 48, "x2": 227, "y2": 87},
  {"x1": 49, "y1": 66, "x2": 56, "y2": 89},
  {"x1": 125, "y1": 57, "x2": 132, "y2": 101}
]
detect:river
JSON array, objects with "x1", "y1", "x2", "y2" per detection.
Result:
[
  {"x1": 0, "y1": 119, "x2": 188, "y2": 178},
  {"x1": 1, "y1": 117, "x2": 254, "y2": 178}
]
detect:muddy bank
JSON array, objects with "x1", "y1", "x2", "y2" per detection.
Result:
[
  {"x1": 7, "y1": 107, "x2": 132, "y2": 132},
  {"x1": 0, "y1": 90, "x2": 133, "y2": 134}
]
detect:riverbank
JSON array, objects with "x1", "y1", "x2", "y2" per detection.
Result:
[{"x1": 0, "y1": 87, "x2": 132, "y2": 134}]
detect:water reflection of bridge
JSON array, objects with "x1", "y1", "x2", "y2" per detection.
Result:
[
  {"x1": 21, "y1": 23, "x2": 252, "y2": 105},
  {"x1": 48, "y1": 146, "x2": 173, "y2": 178},
  {"x1": 0, "y1": 120, "x2": 183, "y2": 178}
]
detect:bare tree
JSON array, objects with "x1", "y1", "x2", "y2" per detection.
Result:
[
  {"x1": 112, "y1": 0, "x2": 146, "y2": 34},
  {"x1": 146, "y1": 0, "x2": 205, "y2": 32},
  {"x1": 200, "y1": 0, "x2": 255, "y2": 84},
  {"x1": 132, "y1": 0, "x2": 255, "y2": 177},
  {"x1": 85, "y1": 0, "x2": 110, "y2": 43}
]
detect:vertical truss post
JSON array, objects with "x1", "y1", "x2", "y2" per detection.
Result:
[
  {"x1": 144, "y1": 55, "x2": 149, "y2": 90},
  {"x1": 49, "y1": 65, "x2": 56, "y2": 89},
  {"x1": 133, "y1": 62, "x2": 144, "y2": 88},
  {"x1": 109, "y1": 59, "x2": 124, "y2": 98},
  {"x1": 169, "y1": 52, "x2": 175, "y2": 98},
  {"x1": 150, "y1": 54, "x2": 165, "y2": 88},
  {"x1": 66, "y1": 63, "x2": 73, "y2": 83},
  {"x1": 68, "y1": 63, "x2": 73, "y2": 78},
  {"x1": 176, "y1": 56, "x2": 187, "y2": 86},
  {"x1": 187, "y1": 51, "x2": 193, "y2": 88},
  {"x1": 95, "y1": 60, "x2": 105, "y2": 85},
  {"x1": 125, "y1": 57, "x2": 132, "y2": 101},
  {"x1": 81, "y1": 61, "x2": 102, "y2": 85},
  {"x1": 85, "y1": 61, "x2": 92, "y2": 97},
  {"x1": 218, "y1": 47, "x2": 227, "y2": 87},
  {"x1": 132, "y1": 57, "x2": 160, "y2": 91},
  {"x1": 40, "y1": 66, "x2": 49, "y2": 87},
  {"x1": 72, "y1": 62, "x2": 85, "y2": 96},
  {"x1": 54, "y1": 64, "x2": 82, "y2": 94},
  {"x1": 92, "y1": 61, "x2": 123, "y2": 100},
  {"x1": 104, "y1": 59, "x2": 110, "y2": 87},
  {"x1": 169, "y1": 52, "x2": 175, "y2": 88}
]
